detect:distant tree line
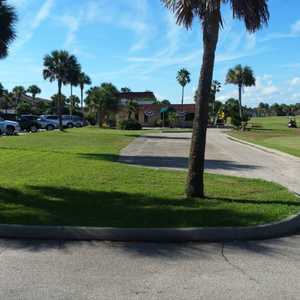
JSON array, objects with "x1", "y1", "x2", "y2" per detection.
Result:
[{"x1": 246, "y1": 102, "x2": 300, "y2": 117}]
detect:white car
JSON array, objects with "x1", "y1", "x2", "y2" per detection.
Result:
[
  {"x1": 0, "y1": 118, "x2": 21, "y2": 135},
  {"x1": 38, "y1": 115, "x2": 84, "y2": 129}
]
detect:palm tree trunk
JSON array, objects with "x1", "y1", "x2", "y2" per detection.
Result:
[
  {"x1": 97, "y1": 108, "x2": 102, "y2": 127},
  {"x1": 238, "y1": 84, "x2": 243, "y2": 119},
  {"x1": 186, "y1": 4, "x2": 220, "y2": 198},
  {"x1": 80, "y1": 87, "x2": 84, "y2": 113},
  {"x1": 58, "y1": 80, "x2": 63, "y2": 131},
  {"x1": 181, "y1": 86, "x2": 185, "y2": 112}
]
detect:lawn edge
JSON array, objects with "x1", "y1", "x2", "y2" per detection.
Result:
[
  {"x1": 227, "y1": 134, "x2": 300, "y2": 161},
  {"x1": 1, "y1": 212, "x2": 300, "y2": 242}
]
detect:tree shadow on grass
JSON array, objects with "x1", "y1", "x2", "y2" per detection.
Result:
[
  {"x1": 0, "y1": 186, "x2": 298, "y2": 229},
  {"x1": 0, "y1": 186, "x2": 300, "y2": 257},
  {"x1": 141, "y1": 135, "x2": 192, "y2": 140},
  {"x1": 206, "y1": 196, "x2": 300, "y2": 207}
]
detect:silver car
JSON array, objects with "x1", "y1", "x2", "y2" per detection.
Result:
[
  {"x1": 0, "y1": 118, "x2": 21, "y2": 135},
  {"x1": 62, "y1": 115, "x2": 84, "y2": 128},
  {"x1": 37, "y1": 115, "x2": 58, "y2": 131}
]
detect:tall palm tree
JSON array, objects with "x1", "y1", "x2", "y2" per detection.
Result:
[
  {"x1": 163, "y1": 0, "x2": 269, "y2": 198},
  {"x1": 226, "y1": 64, "x2": 256, "y2": 119},
  {"x1": 176, "y1": 68, "x2": 191, "y2": 111},
  {"x1": 27, "y1": 85, "x2": 41, "y2": 100},
  {"x1": 12, "y1": 85, "x2": 25, "y2": 107},
  {"x1": 43, "y1": 50, "x2": 77, "y2": 130},
  {"x1": 210, "y1": 80, "x2": 221, "y2": 123},
  {"x1": 66, "y1": 57, "x2": 81, "y2": 97},
  {"x1": 78, "y1": 72, "x2": 91, "y2": 113},
  {"x1": 0, "y1": 1, "x2": 17, "y2": 59}
]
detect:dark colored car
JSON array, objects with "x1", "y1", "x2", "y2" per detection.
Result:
[{"x1": 17, "y1": 115, "x2": 41, "y2": 133}]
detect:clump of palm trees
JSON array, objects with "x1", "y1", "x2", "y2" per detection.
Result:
[
  {"x1": 163, "y1": 0, "x2": 269, "y2": 198},
  {"x1": 85, "y1": 83, "x2": 119, "y2": 127},
  {"x1": 43, "y1": 50, "x2": 91, "y2": 130},
  {"x1": 0, "y1": 82, "x2": 45, "y2": 116}
]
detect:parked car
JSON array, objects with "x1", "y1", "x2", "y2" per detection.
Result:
[
  {"x1": 37, "y1": 115, "x2": 84, "y2": 129},
  {"x1": 62, "y1": 115, "x2": 84, "y2": 128},
  {"x1": 0, "y1": 117, "x2": 21, "y2": 135},
  {"x1": 37, "y1": 115, "x2": 58, "y2": 131},
  {"x1": 17, "y1": 115, "x2": 41, "y2": 133}
]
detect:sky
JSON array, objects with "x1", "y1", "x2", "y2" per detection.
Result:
[{"x1": 1, "y1": 0, "x2": 300, "y2": 107}]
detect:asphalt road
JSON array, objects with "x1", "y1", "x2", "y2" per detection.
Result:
[
  {"x1": 1, "y1": 237, "x2": 300, "y2": 299},
  {"x1": 120, "y1": 129, "x2": 300, "y2": 194}
]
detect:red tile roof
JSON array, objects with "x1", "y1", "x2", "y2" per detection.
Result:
[
  {"x1": 118, "y1": 92, "x2": 156, "y2": 100},
  {"x1": 142, "y1": 104, "x2": 195, "y2": 113}
]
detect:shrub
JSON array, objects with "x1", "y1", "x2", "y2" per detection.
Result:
[{"x1": 118, "y1": 119, "x2": 142, "y2": 130}]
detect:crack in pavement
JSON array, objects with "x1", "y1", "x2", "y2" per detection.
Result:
[{"x1": 221, "y1": 243, "x2": 259, "y2": 284}]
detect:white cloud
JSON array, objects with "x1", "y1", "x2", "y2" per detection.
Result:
[
  {"x1": 291, "y1": 20, "x2": 300, "y2": 34},
  {"x1": 289, "y1": 77, "x2": 300, "y2": 87},
  {"x1": 31, "y1": 0, "x2": 54, "y2": 29},
  {"x1": 13, "y1": 0, "x2": 54, "y2": 49},
  {"x1": 58, "y1": 14, "x2": 80, "y2": 47},
  {"x1": 219, "y1": 75, "x2": 282, "y2": 107},
  {"x1": 262, "y1": 19, "x2": 300, "y2": 42}
]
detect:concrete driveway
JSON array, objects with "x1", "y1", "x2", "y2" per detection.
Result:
[
  {"x1": 120, "y1": 129, "x2": 300, "y2": 194},
  {"x1": 1, "y1": 237, "x2": 300, "y2": 299}
]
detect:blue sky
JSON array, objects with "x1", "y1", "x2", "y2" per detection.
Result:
[{"x1": 2, "y1": 0, "x2": 300, "y2": 107}]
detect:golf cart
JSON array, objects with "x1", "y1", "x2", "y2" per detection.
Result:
[{"x1": 288, "y1": 117, "x2": 297, "y2": 128}]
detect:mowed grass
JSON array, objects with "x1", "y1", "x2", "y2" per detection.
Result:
[
  {"x1": 231, "y1": 116, "x2": 300, "y2": 158},
  {"x1": 0, "y1": 127, "x2": 299, "y2": 228}
]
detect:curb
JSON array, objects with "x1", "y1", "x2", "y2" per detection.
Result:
[
  {"x1": 227, "y1": 135, "x2": 300, "y2": 161},
  {"x1": 1, "y1": 213, "x2": 300, "y2": 242}
]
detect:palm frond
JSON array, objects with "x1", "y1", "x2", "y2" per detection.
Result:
[{"x1": 0, "y1": 0, "x2": 17, "y2": 58}]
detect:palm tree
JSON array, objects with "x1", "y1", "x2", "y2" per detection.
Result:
[
  {"x1": 163, "y1": 0, "x2": 269, "y2": 198},
  {"x1": 66, "y1": 56, "x2": 81, "y2": 97},
  {"x1": 121, "y1": 87, "x2": 131, "y2": 93},
  {"x1": 0, "y1": 82, "x2": 4, "y2": 96},
  {"x1": 67, "y1": 95, "x2": 80, "y2": 116},
  {"x1": 85, "y1": 83, "x2": 119, "y2": 127},
  {"x1": 27, "y1": 85, "x2": 41, "y2": 100},
  {"x1": 0, "y1": 1, "x2": 17, "y2": 59},
  {"x1": 127, "y1": 100, "x2": 139, "y2": 120},
  {"x1": 226, "y1": 65, "x2": 256, "y2": 119},
  {"x1": 0, "y1": 91, "x2": 13, "y2": 115},
  {"x1": 210, "y1": 80, "x2": 221, "y2": 123},
  {"x1": 43, "y1": 50, "x2": 77, "y2": 130},
  {"x1": 176, "y1": 68, "x2": 191, "y2": 111},
  {"x1": 12, "y1": 85, "x2": 25, "y2": 107},
  {"x1": 78, "y1": 72, "x2": 91, "y2": 113}
]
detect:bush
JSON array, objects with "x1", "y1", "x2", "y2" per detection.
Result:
[
  {"x1": 118, "y1": 119, "x2": 142, "y2": 130},
  {"x1": 85, "y1": 114, "x2": 97, "y2": 126},
  {"x1": 231, "y1": 113, "x2": 250, "y2": 129}
]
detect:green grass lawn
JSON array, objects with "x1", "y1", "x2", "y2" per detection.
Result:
[
  {"x1": 0, "y1": 127, "x2": 299, "y2": 228},
  {"x1": 231, "y1": 116, "x2": 300, "y2": 158}
]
